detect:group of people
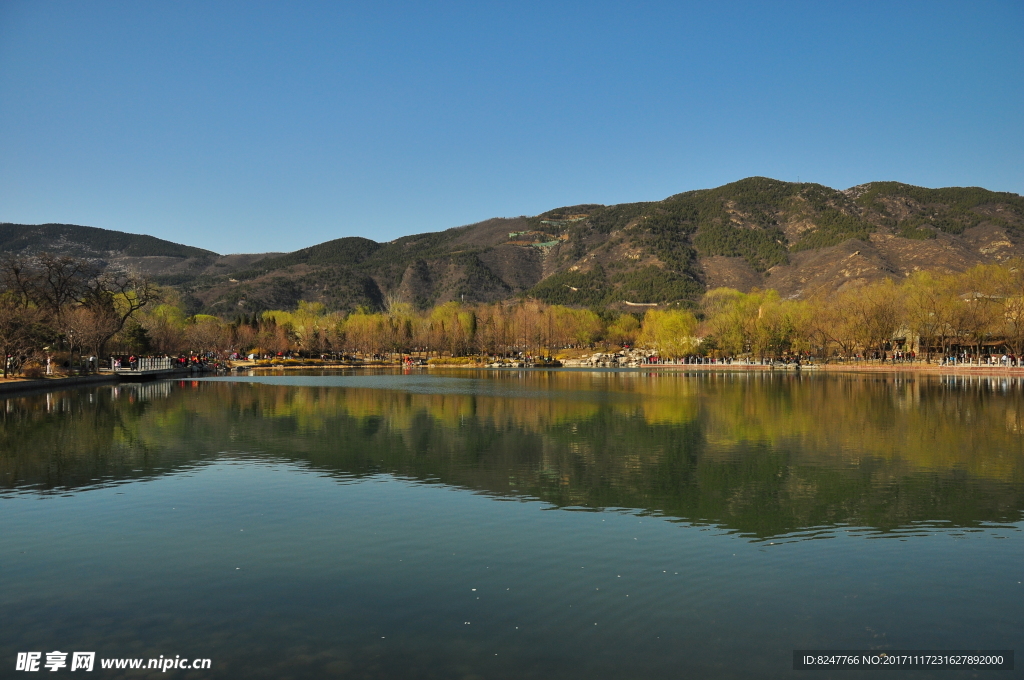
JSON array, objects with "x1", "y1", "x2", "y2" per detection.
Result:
[
  {"x1": 111, "y1": 355, "x2": 213, "y2": 371},
  {"x1": 942, "y1": 353, "x2": 1022, "y2": 366},
  {"x1": 111, "y1": 356, "x2": 138, "y2": 371},
  {"x1": 41, "y1": 355, "x2": 97, "y2": 374}
]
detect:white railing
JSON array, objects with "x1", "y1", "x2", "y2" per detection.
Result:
[{"x1": 112, "y1": 357, "x2": 174, "y2": 372}]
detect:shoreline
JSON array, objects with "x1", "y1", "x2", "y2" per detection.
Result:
[
  {"x1": 0, "y1": 373, "x2": 118, "y2": 396},
  {"x1": 5, "y1": 361, "x2": 1024, "y2": 398},
  {"x1": 244, "y1": 361, "x2": 1024, "y2": 377}
]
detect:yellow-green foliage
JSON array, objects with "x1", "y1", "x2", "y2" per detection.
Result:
[
  {"x1": 638, "y1": 309, "x2": 699, "y2": 357},
  {"x1": 702, "y1": 288, "x2": 797, "y2": 357},
  {"x1": 427, "y1": 356, "x2": 482, "y2": 365},
  {"x1": 84, "y1": 259, "x2": 1024, "y2": 361},
  {"x1": 605, "y1": 314, "x2": 640, "y2": 347}
]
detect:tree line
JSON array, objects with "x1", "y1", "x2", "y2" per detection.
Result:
[
  {"x1": 167, "y1": 260, "x2": 1024, "y2": 363},
  {"x1": 0, "y1": 254, "x2": 157, "y2": 377},
  {"x1": 6, "y1": 253, "x2": 1024, "y2": 375}
]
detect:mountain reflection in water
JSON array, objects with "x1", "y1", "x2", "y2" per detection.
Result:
[{"x1": 2, "y1": 370, "x2": 1023, "y2": 538}]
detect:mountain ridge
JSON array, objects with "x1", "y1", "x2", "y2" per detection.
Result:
[{"x1": 4, "y1": 177, "x2": 1023, "y2": 313}]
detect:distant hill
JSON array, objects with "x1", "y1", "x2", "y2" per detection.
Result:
[
  {"x1": 6, "y1": 178, "x2": 1024, "y2": 314},
  {"x1": 194, "y1": 178, "x2": 1024, "y2": 313},
  {"x1": 0, "y1": 222, "x2": 217, "y2": 259},
  {"x1": 0, "y1": 222, "x2": 278, "y2": 297}
]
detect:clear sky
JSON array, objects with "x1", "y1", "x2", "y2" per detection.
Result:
[{"x1": 1, "y1": 1, "x2": 1021, "y2": 255}]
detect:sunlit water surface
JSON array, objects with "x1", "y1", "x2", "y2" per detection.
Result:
[{"x1": 2, "y1": 370, "x2": 1022, "y2": 678}]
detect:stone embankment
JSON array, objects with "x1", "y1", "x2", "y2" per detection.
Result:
[
  {"x1": 561, "y1": 349, "x2": 777, "y2": 369},
  {"x1": 0, "y1": 374, "x2": 118, "y2": 396},
  {"x1": 562, "y1": 349, "x2": 657, "y2": 367}
]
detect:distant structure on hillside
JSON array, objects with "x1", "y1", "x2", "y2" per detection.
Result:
[
  {"x1": 540, "y1": 214, "x2": 589, "y2": 227},
  {"x1": 507, "y1": 230, "x2": 571, "y2": 248}
]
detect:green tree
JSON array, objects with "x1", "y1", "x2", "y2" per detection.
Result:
[{"x1": 638, "y1": 309, "x2": 699, "y2": 358}]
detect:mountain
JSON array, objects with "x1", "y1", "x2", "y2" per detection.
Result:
[
  {"x1": 194, "y1": 178, "x2": 1024, "y2": 313},
  {"x1": 5, "y1": 178, "x2": 1024, "y2": 313},
  {"x1": 0, "y1": 222, "x2": 279, "y2": 291}
]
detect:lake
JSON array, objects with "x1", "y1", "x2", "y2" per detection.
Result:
[{"x1": 1, "y1": 370, "x2": 1021, "y2": 678}]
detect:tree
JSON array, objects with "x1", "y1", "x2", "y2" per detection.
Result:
[
  {"x1": 427, "y1": 302, "x2": 475, "y2": 356},
  {"x1": 638, "y1": 309, "x2": 699, "y2": 358},
  {"x1": 903, "y1": 271, "x2": 956, "y2": 360},
  {"x1": 825, "y1": 289, "x2": 866, "y2": 359},
  {"x1": 750, "y1": 291, "x2": 796, "y2": 359},
  {"x1": 844, "y1": 279, "x2": 903, "y2": 355},
  {"x1": 0, "y1": 254, "x2": 159, "y2": 358},
  {"x1": 0, "y1": 295, "x2": 47, "y2": 378},
  {"x1": 140, "y1": 303, "x2": 187, "y2": 354},
  {"x1": 605, "y1": 314, "x2": 640, "y2": 349},
  {"x1": 2, "y1": 254, "x2": 96, "y2": 322},
  {"x1": 957, "y1": 265, "x2": 1004, "y2": 355},
  {"x1": 84, "y1": 271, "x2": 160, "y2": 356},
  {"x1": 185, "y1": 315, "x2": 227, "y2": 353},
  {"x1": 512, "y1": 300, "x2": 546, "y2": 354},
  {"x1": 344, "y1": 310, "x2": 383, "y2": 357},
  {"x1": 702, "y1": 288, "x2": 754, "y2": 356},
  {"x1": 569, "y1": 308, "x2": 603, "y2": 348},
  {"x1": 792, "y1": 297, "x2": 834, "y2": 359},
  {"x1": 993, "y1": 260, "x2": 1024, "y2": 356}
]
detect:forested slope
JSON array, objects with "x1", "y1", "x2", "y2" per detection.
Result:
[
  {"x1": 202, "y1": 177, "x2": 1023, "y2": 313},
  {"x1": 7, "y1": 177, "x2": 1024, "y2": 314}
]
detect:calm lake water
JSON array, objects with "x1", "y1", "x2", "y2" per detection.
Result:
[{"x1": 1, "y1": 370, "x2": 1021, "y2": 679}]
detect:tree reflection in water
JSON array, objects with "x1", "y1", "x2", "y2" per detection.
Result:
[{"x1": 3, "y1": 370, "x2": 1023, "y2": 538}]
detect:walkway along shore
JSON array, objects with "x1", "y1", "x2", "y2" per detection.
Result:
[
  {"x1": 241, "y1": 359, "x2": 1024, "y2": 377},
  {"x1": 7, "y1": 361, "x2": 1024, "y2": 398},
  {"x1": 648, "y1": 362, "x2": 1024, "y2": 376},
  {"x1": 0, "y1": 367, "x2": 192, "y2": 396},
  {"x1": 0, "y1": 374, "x2": 119, "y2": 396}
]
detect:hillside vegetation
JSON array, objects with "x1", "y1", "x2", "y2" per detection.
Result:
[
  {"x1": 0, "y1": 222, "x2": 216, "y2": 259},
  {"x1": 213, "y1": 177, "x2": 1023, "y2": 313},
  {"x1": 5, "y1": 178, "x2": 1023, "y2": 314}
]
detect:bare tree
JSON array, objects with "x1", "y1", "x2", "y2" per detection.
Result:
[
  {"x1": 83, "y1": 271, "x2": 160, "y2": 356},
  {"x1": 0, "y1": 254, "x2": 97, "y2": 322},
  {"x1": 185, "y1": 316, "x2": 227, "y2": 353},
  {"x1": 0, "y1": 254, "x2": 159, "y2": 359},
  {"x1": 994, "y1": 260, "x2": 1024, "y2": 356},
  {"x1": 0, "y1": 296, "x2": 48, "y2": 378}
]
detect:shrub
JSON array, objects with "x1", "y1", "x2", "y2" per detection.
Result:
[
  {"x1": 427, "y1": 356, "x2": 481, "y2": 366},
  {"x1": 22, "y1": 362, "x2": 44, "y2": 379}
]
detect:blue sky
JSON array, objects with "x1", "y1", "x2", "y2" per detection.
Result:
[{"x1": 1, "y1": 1, "x2": 1021, "y2": 255}]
